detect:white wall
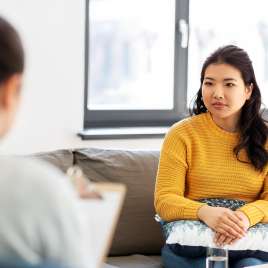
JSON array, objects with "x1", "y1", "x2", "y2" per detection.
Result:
[{"x1": 0, "y1": 0, "x2": 163, "y2": 154}]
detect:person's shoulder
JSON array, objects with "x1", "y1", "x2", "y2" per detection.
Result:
[
  {"x1": 0, "y1": 156, "x2": 75, "y2": 200},
  {"x1": 168, "y1": 113, "x2": 206, "y2": 136},
  {"x1": 0, "y1": 156, "x2": 62, "y2": 181}
]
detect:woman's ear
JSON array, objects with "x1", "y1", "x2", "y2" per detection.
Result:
[{"x1": 245, "y1": 83, "x2": 253, "y2": 100}]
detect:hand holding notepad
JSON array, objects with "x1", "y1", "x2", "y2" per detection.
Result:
[
  {"x1": 78, "y1": 183, "x2": 126, "y2": 268},
  {"x1": 67, "y1": 165, "x2": 103, "y2": 199},
  {"x1": 67, "y1": 165, "x2": 126, "y2": 268}
]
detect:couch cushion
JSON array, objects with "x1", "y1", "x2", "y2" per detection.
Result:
[
  {"x1": 30, "y1": 149, "x2": 74, "y2": 173},
  {"x1": 73, "y1": 148, "x2": 164, "y2": 256}
]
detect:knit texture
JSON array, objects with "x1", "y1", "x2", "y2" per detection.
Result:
[{"x1": 154, "y1": 112, "x2": 268, "y2": 227}]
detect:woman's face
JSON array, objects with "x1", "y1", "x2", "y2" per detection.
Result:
[{"x1": 201, "y1": 63, "x2": 252, "y2": 124}]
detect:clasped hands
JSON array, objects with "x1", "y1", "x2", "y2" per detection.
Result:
[{"x1": 197, "y1": 205, "x2": 250, "y2": 247}]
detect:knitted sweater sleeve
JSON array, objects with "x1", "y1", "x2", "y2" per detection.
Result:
[
  {"x1": 238, "y1": 175, "x2": 268, "y2": 227},
  {"x1": 154, "y1": 124, "x2": 204, "y2": 221}
]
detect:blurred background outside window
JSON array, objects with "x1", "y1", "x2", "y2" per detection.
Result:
[
  {"x1": 87, "y1": 0, "x2": 176, "y2": 110},
  {"x1": 188, "y1": 0, "x2": 268, "y2": 107}
]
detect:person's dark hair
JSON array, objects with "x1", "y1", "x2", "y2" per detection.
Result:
[
  {"x1": 190, "y1": 45, "x2": 268, "y2": 170},
  {"x1": 0, "y1": 16, "x2": 24, "y2": 84}
]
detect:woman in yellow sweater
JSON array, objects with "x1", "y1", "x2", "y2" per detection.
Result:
[{"x1": 154, "y1": 45, "x2": 268, "y2": 268}]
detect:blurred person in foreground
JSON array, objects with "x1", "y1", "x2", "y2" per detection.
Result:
[{"x1": 0, "y1": 15, "x2": 96, "y2": 268}]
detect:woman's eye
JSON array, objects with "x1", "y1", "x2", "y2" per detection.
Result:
[
  {"x1": 225, "y1": 83, "x2": 235, "y2": 87},
  {"x1": 204, "y1": 81, "x2": 213, "y2": 86}
]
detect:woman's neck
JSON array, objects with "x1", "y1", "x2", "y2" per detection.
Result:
[{"x1": 210, "y1": 113, "x2": 240, "y2": 133}]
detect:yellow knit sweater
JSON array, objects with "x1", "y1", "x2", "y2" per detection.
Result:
[{"x1": 154, "y1": 112, "x2": 268, "y2": 227}]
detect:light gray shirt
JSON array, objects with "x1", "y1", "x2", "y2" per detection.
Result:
[{"x1": 0, "y1": 157, "x2": 94, "y2": 268}]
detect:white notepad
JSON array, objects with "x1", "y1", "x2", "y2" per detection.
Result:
[{"x1": 78, "y1": 183, "x2": 126, "y2": 268}]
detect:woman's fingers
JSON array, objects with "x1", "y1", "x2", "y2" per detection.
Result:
[
  {"x1": 214, "y1": 233, "x2": 235, "y2": 247},
  {"x1": 216, "y1": 226, "x2": 236, "y2": 238},
  {"x1": 214, "y1": 233, "x2": 226, "y2": 246},
  {"x1": 222, "y1": 216, "x2": 246, "y2": 236},
  {"x1": 221, "y1": 236, "x2": 233, "y2": 246},
  {"x1": 216, "y1": 222, "x2": 243, "y2": 238},
  {"x1": 213, "y1": 210, "x2": 246, "y2": 238},
  {"x1": 227, "y1": 212, "x2": 247, "y2": 232},
  {"x1": 213, "y1": 210, "x2": 248, "y2": 246},
  {"x1": 215, "y1": 233, "x2": 225, "y2": 246}
]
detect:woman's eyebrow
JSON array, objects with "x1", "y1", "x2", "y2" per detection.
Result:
[
  {"x1": 204, "y1": 77, "x2": 237, "y2": 82},
  {"x1": 223, "y1": 78, "x2": 237, "y2": 82}
]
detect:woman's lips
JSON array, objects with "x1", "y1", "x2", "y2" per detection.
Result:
[{"x1": 212, "y1": 102, "x2": 226, "y2": 109}]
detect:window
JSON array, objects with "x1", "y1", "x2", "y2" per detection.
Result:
[
  {"x1": 81, "y1": 0, "x2": 268, "y2": 139},
  {"x1": 80, "y1": 0, "x2": 189, "y2": 138},
  {"x1": 188, "y1": 0, "x2": 268, "y2": 107}
]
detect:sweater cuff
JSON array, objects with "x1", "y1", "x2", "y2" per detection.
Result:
[
  {"x1": 238, "y1": 205, "x2": 264, "y2": 226},
  {"x1": 183, "y1": 202, "x2": 205, "y2": 219}
]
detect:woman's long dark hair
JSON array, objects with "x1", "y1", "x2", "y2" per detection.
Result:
[
  {"x1": 191, "y1": 45, "x2": 268, "y2": 171},
  {"x1": 0, "y1": 16, "x2": 24, "y2": 84}
]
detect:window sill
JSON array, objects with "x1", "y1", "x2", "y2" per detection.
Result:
[{"x1": 78, "y1": 126, "x2": 168, "y2": 140}]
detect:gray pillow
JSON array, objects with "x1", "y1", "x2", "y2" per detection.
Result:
[
  {"x1": 73, "y1": 148, "x2": 164, "y2": 256},
  {"x1": 30, "y1": 149, "x2": 74, "y2": 173}
]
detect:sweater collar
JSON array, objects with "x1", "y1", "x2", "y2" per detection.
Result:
[{"x1": 203, "y1": 112, "x2": 239, "y2": 140}]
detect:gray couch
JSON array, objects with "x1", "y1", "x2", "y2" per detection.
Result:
[{"x1": 32, "y1": 148, "x2": 164, "y2": 268}]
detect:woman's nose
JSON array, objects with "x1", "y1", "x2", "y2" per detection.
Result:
[{"x1": 213, "y1": 87, "x2": 224, "y2": 99}]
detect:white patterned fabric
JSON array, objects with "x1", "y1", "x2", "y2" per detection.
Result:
[
  {"x1": 165, "y1": 220, "x2": 268, "y2": 251},
  {"x1": 158, "y1": 198, "x2": 268, "y2": 252}
]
